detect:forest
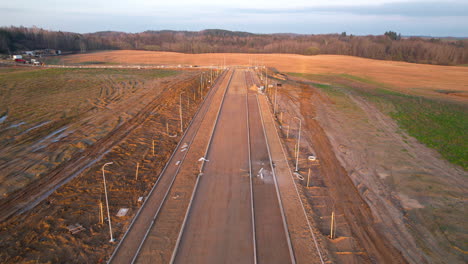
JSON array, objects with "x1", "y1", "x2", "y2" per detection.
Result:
[{"x1": 1, "y1": 26, "x2": 467, "y2": 65}]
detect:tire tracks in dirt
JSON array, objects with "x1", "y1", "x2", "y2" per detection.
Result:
[{"x1": 0, "y1": 74, "x2": 199, "y2": 222}]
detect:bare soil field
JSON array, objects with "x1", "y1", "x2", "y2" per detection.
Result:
[
  {"x1": 63, "y1": 50, "x2": 468, "y2": 102},
  {"x1": 0, "y1": 66, "x2": 178, "y2": 198},
  {"x1": 257, "y1": 70, "x2": 466, "y2": 263},
  {"x1": 0, "y1": 65, "x2": 216, "y2": 263},
  {"x1": 2, "y1": 50, "x2": 466, "y2": 263}
]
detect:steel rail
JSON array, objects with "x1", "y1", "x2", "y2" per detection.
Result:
[
  {"x1": 255, "y1": 92, "x2": 296, "y2": 264},
  {"x1": 168, "y1": 69, "x2": 234, "y2": 264},
  {"x1": 256, "y1": 74, "x2": 325, "y2": 264},
  {"x1": 107, "y1": 70, "x2": 227, "y2": 263},
  {"x1": 244, "y1": 70, "x2": 259, "y2": 264}
]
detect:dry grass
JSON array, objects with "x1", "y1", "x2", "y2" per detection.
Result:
[{"x1": 64, "y1": 51, "x2": 468, "y2": 102}]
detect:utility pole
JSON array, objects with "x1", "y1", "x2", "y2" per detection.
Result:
[
  {"x1": 101, "y1": 162, "x2": 115, "y2": 242},
  {"x1": 179, "y1": 92, "x2": 185, "y2": 133},
  {"x1": 293, "y1": 117, "x2": 302, "y2": 172}
]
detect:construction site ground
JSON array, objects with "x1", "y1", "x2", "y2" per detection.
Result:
[{"x1": 0, "y1": 51, "x2": 466, "y2": 264}]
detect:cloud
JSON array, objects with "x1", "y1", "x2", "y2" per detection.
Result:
[
  {"x1": 232, "y1": 1, "x2": 468, "y2": 17},
  {"x1": 0, "y1": 0, "x2": 467, "y2": 36}
]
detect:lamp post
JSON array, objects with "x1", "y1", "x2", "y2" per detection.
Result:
[
  {"x1": 101, "y1": 162, "x2": 115, "y2": 243},
  {"x1": 179, "y1": 91, "x2": 185, "y2": 133},
  {"x1": 293, "y1": 117, "x2": 301, "y2": 172}
]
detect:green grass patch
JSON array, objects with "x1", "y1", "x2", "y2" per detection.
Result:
[
  {"x1": 42, "y1": 56, "x2": 63, "y2": 65},
  {"x1": 290, "y1": 72, "x2": 468, "y2": 170},
  {"x1": 434, "y1": 89, "x2": 465, "y2": 95},
  {"x1": 338, "y1": 73, "x2": 390, "y2": 88},
  {"x1": 288, "y1": 72, "x2": 330, "y2": 79},
  {"x1": 349, "y1": 88, "x2": 467, "y2": 170}
]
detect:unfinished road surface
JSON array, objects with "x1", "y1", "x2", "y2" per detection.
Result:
[{"x1": 110, "y1": 69, "x2": 323, "y2": 264}]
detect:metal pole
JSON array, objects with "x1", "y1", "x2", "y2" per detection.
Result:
[
  {"x1": 179, "y1": 92, "x2": 185, "y2": 133},
  {"x1": 274, "y1": 83, "x2": 278, "y2": 114},
  {"x1": 294, "y1": 117, "x2": 301, "y2": 172},
  {"x1": 101, "y1": 162, "x2": 115, "y2": 242}
]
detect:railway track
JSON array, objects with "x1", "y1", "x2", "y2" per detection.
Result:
[
  {"x1": 108, "y1": 69, "x2": 231, "y2": 263},
  {"x1": 171, "y1": 69, "x2": 295, "y2": 263},
  {"x1": 113, "y1": 68, "x2": 322, "y2": 264},
  {"x1": 168, "y1": 69, "x2": 234, "y2": 263},
  {"x1": 250, "y1": 70, "x2": 326, "y2": 264},
  {"x1": 168, "y1": 69, "x2": 256, "y2": 263},
  {"x1": 245, "y1": 70, "x2": 295, "y2": 263},
  {"x1": 245, "y1": 70, "x2": 258, "y2": 264}
]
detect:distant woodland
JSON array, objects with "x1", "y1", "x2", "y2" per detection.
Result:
[{"x1": 1, "y1": 26, "x2": 467, "y2": 65}]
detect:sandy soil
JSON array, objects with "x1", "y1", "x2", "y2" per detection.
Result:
[
  {"x1": 0, "y1": 69, "x2": 211, "y2": 263},
  {"x1": 63, "y1": 50, "x2": 468, "y2": 101},
  {"x1": 266, "y1": 72, "x2": 467, "y2": 263}
]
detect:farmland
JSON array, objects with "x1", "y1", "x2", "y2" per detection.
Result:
[
  {"x1": 0, "y1": 50, "x2": 466, "y2": 263},
  {"x1": 63, "y1": 50, "x2": 468, "y2": 102}
]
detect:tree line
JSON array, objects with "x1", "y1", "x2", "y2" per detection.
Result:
[{"x1": 1, "y1": 26, "x2": 467, "y2": 65}]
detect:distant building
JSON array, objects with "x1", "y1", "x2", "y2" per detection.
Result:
[
  {"x1": 24, "y1": 51, "x2": 35, "y2": 56},
  {"x1": 12, "y1": 55, "x2": 22, "y2": 60}
]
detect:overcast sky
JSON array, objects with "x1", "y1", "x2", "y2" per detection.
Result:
[{"x1": 1, "y1": 0, "x2": 467, "y2": 37}]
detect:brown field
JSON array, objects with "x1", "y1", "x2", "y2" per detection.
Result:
[
  {"x1": 0, "y1": 66, "x2": 216, "y2": 263},
  {"x1": 1, "y1": 51, "x2": 466, "y2": 264},
  {"x1": 64, "y1": 50, "x2": 468, "y2": 101}
]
